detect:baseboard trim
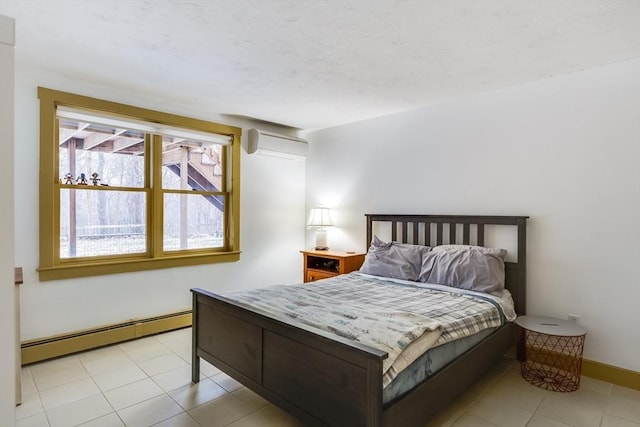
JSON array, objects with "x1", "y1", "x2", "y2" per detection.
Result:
[
  {"x1": 582, "y1": 359, "x2": 640, "y2": 391},
  {"x1": 21, "y1": 310, "x2": 192, "y2": 365},
  {"x1": 506, "y1": 346, "x2": 639, "y2": 390}
]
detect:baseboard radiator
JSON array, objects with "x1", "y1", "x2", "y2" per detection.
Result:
[{"x1": 21, "y1": 310, "x2": 192, "y2": 365}]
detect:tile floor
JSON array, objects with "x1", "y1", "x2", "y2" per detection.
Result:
[{"x1": 16, "y1": 327, "x2": 640, "y2": 427}]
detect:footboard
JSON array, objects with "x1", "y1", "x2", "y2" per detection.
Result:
[{"x1": 191, "y1": 288, "x2": 388, "y2": 427}]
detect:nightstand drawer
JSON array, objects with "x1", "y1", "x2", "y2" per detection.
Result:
[{"x1": 305, "y1": 269, "x2": 337, "y2": 282}]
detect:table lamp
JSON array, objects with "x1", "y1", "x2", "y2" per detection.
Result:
[{"x1": 307, "y1": 207, "x2": 333, "y2": 250}]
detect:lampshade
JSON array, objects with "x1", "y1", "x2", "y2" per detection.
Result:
[{"x1": 307, "y1": 207, "x2": 333, "y2": 228}]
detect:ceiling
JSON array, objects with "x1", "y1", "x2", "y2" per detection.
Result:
[{"x1": 1, "y1": 0, "x2": 639, "y2": 131}]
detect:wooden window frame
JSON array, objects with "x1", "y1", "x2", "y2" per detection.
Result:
[{"x1": 37, "y1": 87, "x2": 241, "y2": 281}]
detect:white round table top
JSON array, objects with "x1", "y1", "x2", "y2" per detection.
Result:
[{"x1": 515, "y1": 315, "x2": 587, "y2": 336}]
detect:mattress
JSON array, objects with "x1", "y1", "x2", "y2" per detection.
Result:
[{"x1": 383, "y1": 326, "x2": 497, "y2": 404}]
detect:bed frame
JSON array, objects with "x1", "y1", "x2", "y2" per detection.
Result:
[{"x1": 191, "y1": 214, "x2": 528, "y2": 426}]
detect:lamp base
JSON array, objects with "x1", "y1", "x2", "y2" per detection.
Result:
[{"x1": 314, "y1": 229, "x2": 328, "y2": 251}]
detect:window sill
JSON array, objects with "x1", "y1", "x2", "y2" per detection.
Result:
[{"x1": 37, "y1": 251, "x2": 241, "y2": 281}]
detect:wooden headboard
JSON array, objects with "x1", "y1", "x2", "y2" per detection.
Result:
[{"x1": 365, "y1": 214, "x2": 529, "y2": 315}]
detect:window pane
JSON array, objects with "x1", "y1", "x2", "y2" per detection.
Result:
[
  {"x1": 58, "y1": 119, "x2": 146, "y2": 188},
  {"x1": 60, "y1": 189, "x2": 147, "y2": 258},
  {"x1": 163, "y1": 193, "x2": 225, "y2": 251},
  {"x1": 162, "y1": 136, "x2": 223, "y2": 191}
]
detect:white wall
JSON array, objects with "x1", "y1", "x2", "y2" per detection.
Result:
[
  {"x1": 305, "y1": 59, "x2": 640, "y2": 372},
  {"x1": 14, "y1": 66, "x2": 306, "y2": 341},
  {"x1": 0, "y1": 13, "x2": 16, "y2": 427}
]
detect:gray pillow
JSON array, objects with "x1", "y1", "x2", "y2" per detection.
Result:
[
  {"x1": 419, "y1": 245, "x2": 507, "y2": 295},
  {"x1": 359, "y1": 236, "x2": 431, "y2": 281}
]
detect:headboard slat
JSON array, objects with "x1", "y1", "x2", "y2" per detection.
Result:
[
  {"x1": 436, "y1": 223, "x2": 443, "y2": 245},
  {"x1": 424, "y1": 222, "x2": 431, "y2": 246},
  {"x1": 449, "y1": 223, "x2": 456, "y2": 244},
  {"x1": 477, "y1": 224, "x2": 485, "y2": 246},
  {"x1": 463, "y1": 223, "x2": 470, "y2": 244}
]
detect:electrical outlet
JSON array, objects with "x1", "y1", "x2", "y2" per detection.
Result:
[{"x1": 568, "y1": 314, "x2": 581, "y2": 324}]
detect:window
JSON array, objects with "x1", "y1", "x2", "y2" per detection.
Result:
[{"x1": 38, "y1": 87, "x2": 241, "y2": 281}]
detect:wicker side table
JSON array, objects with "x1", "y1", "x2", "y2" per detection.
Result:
[{"x1": 515, "y1": 315, "x2": 587, "y2": 392}]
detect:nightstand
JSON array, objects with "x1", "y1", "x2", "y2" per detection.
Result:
[
  {"x1": 515, "y1": 315, "x2": 587, "y2": 392},
  {"x1": 300, "y1": 250, "x2": 366, "y2": 283}
]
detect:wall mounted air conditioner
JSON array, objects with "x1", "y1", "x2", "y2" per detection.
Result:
[{"x1": 247, "y1": 128, "x2": 308, "y2": 160}]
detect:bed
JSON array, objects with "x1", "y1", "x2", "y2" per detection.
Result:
[{"x1": 191, "y1": 214, "x2": 528, "y2": 426}]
